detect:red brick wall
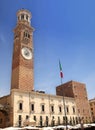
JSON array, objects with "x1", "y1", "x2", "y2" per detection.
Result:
[
  {"x1": 11, "y1": 13, "x2": 34, "y2": 91},
  {"x1": 56, "y1": 80, "x2": 92, "y2": 122}
]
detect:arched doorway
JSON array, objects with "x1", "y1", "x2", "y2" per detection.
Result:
[{"x1": 0, "y1": 104, "x2": 9, "y2": 128}]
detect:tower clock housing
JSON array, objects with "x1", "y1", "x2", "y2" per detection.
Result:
[{"x1": 11, "y1": 9, "x2": 34, "y2": 91}]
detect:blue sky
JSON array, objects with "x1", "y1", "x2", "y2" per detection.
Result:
[{"x1": 0, "y1": 0, "x2": 95, "y2": 99}]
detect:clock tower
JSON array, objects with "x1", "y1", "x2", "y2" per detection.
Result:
[{"x1": 11, "y1": 9, "x2": 34, "y2": 91}]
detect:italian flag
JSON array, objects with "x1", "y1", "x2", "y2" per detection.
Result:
[{"x1": 59, "y1": 60, "x2": 63, "y2": 78}]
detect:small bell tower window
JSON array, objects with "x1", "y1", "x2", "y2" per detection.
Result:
[
  {"x1": 24, "y1": 31, "x2": 30, "y2": 39},
  {"x1": 21, "y1": 14, "x2": 24, "y2": 20},
  {"x1": 26, "y1": 15, "x2": 29, "y2": 21}
]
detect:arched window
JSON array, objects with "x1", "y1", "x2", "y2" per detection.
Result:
[
  {"x1": 31, "y1": 104, "x2": 34, "y2": 111},
  {"x1": 23, "y1": 31, "x2": 30, "y2": 39},
  {"x1": 19, "y1": 102, "x2": 23, "y2": 110},
  {"x1": 26, "y1": 15, "x2": 29, "y2": 21},
  {"x1": 46, "y1": 116, "x2": 48, "y2": 126},
  {"x1": 18, "y1": 100, "x2": 23, "y2": 111},
  {"x1": 21, "y1": 14, "x2": 24, "y2": 20},
  {"x1": 58, "y1": 116, "x2": 60, "y2": 125},
  {"x1": 59, "y1": 106, "x2": 62, "y2": 113},
  {"x1": 18, "y1": 115, "x2": 22, "y2": 127},
  {"x1": 40, "y1": 116, "x2": 43, "y2": 127}
]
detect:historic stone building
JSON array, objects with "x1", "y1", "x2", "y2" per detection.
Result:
[
  {"x1": 56, "y1": 80, "x2": 92, "y2": 123},
  {"x1": 89, "y1": 98, "x2": 95, "y2": 122},
  {"x1": 0, "y1": 89, "x2": 77, "y2": 127},
  {"x1": 0, "y1": 9, "x2": 79, "y2": 128}
]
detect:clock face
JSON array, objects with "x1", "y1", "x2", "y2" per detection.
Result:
[{"x1": 21, "y1": 47, "x2": 32, "y2": 60}]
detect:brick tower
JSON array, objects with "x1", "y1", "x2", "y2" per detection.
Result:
[
  {"x1": 11, "y1": 9, "x2": 34, "y2": 91},
  {"x1": 56, "y1": 80, "x2": 92, "y2": 122}
]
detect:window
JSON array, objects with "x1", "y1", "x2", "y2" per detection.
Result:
[
  {"x1": 40, "y1": 116, "x2": 43, "y2": 127},
  {"x1": 46, "y1": 116, "x2": 48, "y2": 126},
  {"x1": 26, "y1": 15, "x2": 28, "y2": 20},
  {"x1": 28, "y1": 34, "x2": 30, "y2": 38},
  {"x1": 73, "y1": 117, "x2": 75, "y2": 125},
  {"x1": 51, "y1": 106, "x2": 54, "y2": 113},
  {"x1": 63, "y1": 116, "x2": 65, "y2": 121},
  {"x1": 52, "y1": 116, "x2": 55, "y2": 126},
  {"x1": 34, "y1": 116, "x2": 36, "y2": 121},
  {"x1": 18, "y1": 115, "x2": 22, "y2": 127},
  {"x1": 72, "y1": 107, "x2": 75, "y2": 114},
  {"x1": 76, "y1": 117, "x2": 78, "y2": 124},
  {"x1": 42, "y1": 105, "x2": 45, "y2": 112},
  {"x1": 58, "y1": 117, "x2": 60, "y2": 125},
  {"x1": 46, "y1": 116, "x2": 48, "y2": 120},
  {"x1": 26, "y1": 116, "x2": 29, "y2": 120},
  {"x1": 31, "y1": 104, "x2": 34, "y2": 111},
  {"x1": 24, "y1": 31, "x2": 30, "y2": 39},
  {"x1": 19, "y1": 103, "x2": 23, "y2": 110},
  {"x1": 66, "y1": 106, "x2": 69, "y2": 114},
  {"x1": 59, "y1": 106, "x2": 62, "y2": 113},
  {"x1": 40, "y1": 116, "x2": 42, "y2": 120},
  {"x1": 21, "y1": 14, "x2": 24, "y2": 20}
]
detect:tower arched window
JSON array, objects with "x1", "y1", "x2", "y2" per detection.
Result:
[
  {"x1": 26, "y1": 15, "x2": 29, "y2": 21},
  {"x1": 28, "y1": 34, "x2": 30, "y2": 38},
  {"x1": 21, "y1": 14, "x2": 24, "y2": 20},
  {"x1": 23, "y1": 31, "x2": 30, "y2": 39}
]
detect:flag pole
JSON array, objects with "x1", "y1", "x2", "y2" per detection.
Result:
[
  {"x1": 61, "y1": 78, "x2": 62, "y2": 85},
  {"x1": 59, "y1": 60, "x2": 68, "y2": 130}
]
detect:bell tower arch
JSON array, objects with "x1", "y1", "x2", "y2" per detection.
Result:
[{"x1": 11, "y1": 9, "x2": 34, "y2": 91}]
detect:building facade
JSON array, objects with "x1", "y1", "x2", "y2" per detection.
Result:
[
  {"x1": 11, "y1": 89, "x2": 77, "y2": 127},
  {"x1": 0, "y1": 9, "x2": 79, "y2": 128},
  {"x1": 0, "y1": 90, "x2": 78, "y2": 127},
  {"x1": 56, "y1": 80, "x2": 92, "y2": 123},
  {"x1": 89, "y1": 98, "x2": 95, "y2": 122}
]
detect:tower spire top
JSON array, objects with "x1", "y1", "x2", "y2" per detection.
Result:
[{"x1": 17, "y1": 9, "x2": 32, "y2": 25}]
